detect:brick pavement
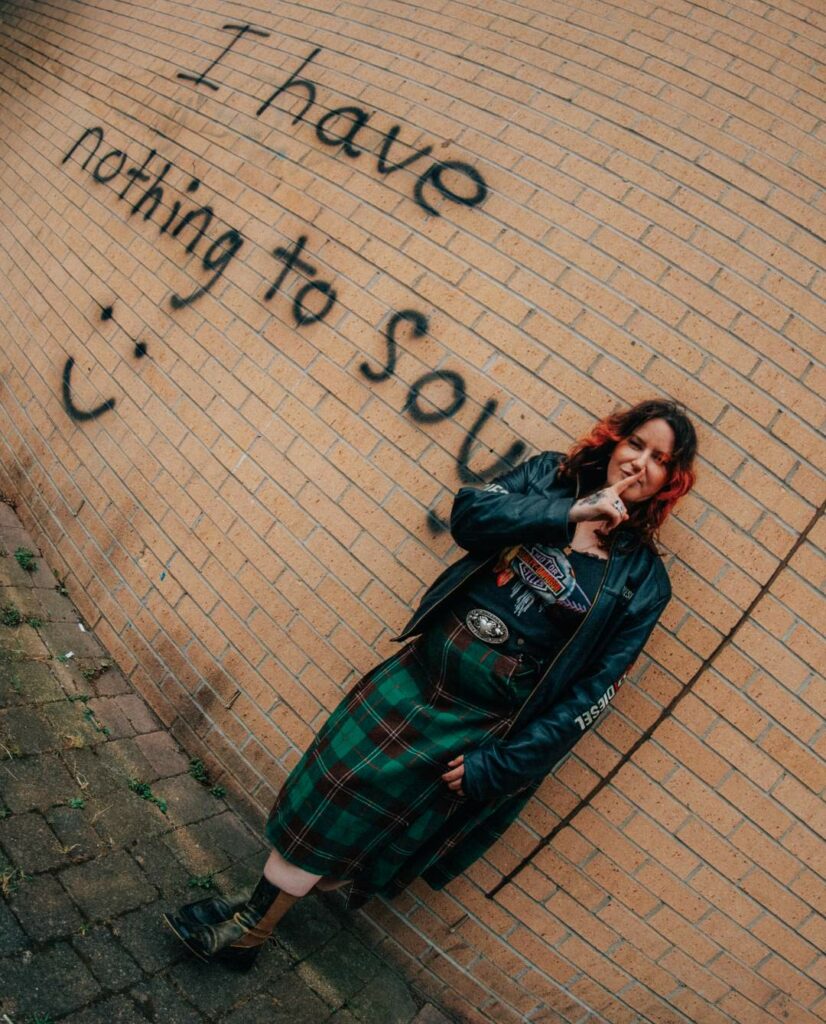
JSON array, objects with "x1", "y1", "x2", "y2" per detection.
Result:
[{"x1": 0, "y1": 501, "x2": 453, "y2": 1024}]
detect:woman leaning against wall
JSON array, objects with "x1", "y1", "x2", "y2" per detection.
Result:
[{"x1": 163, "y1": 397, "x2": 698, "y2": 969}]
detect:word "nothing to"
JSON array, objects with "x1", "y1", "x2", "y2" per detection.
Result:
[{"x1": 61, "y1": 126, "x2": 338, "y2": 325}]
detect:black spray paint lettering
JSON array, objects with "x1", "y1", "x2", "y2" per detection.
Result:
[
  {"x1": 359, "y1": 309, "x2": 467, "y2": 423},
  {"x1": 61, "y1": 126, "x2": 337, "y2": 324},
  {"x1": 360, "y1": 312, "x2": 527, "y2": 531},
  {"x1": 403, "y1": 371, "x2": 466, "y2": 423},
  {"x1": 264, "y1": 235, "x2": 338, "y2": 325},
  {"x1": 178, "y1": 23, "x2": 270, "y2": 91},
  {"x1": 359, "y1": 309, "x2": 427, "y2": 382},
  {"x1": 456, "y1": 400, "x2": 526, "y2": 484},
  {"x1": 255, "y1": 48, "x2": 488, "y2": 216},
  {"x1": 62, "y1": 305, "x2": 149, "y2": 422},
  {"x1": 62, "y1": 128, "x2": 246, "y2": 308}
]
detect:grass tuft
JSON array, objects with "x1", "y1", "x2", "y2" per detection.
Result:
[
  {"x1": 0, "y1": 603, "x2": 22, "y2": 627},
  {"x1": 14, "y1": 547, "x2": 37, "y2": 572},
  {"x1": 128, "y1": 777, "x2": 167, "y2": 814}
]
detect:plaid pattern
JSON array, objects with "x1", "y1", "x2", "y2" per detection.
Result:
[{"x1": 265, "y1": 613, "x2": 537, "y2": 905}]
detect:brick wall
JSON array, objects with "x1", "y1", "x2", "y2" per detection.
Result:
[{"x1": 0, "y1": 1, "x2": 823, "y2": 1021}]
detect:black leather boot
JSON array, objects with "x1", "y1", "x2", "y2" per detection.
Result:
[
  {"x1": 166, "y1": 893, "x2": 244, "y2": 930},
  {"x1": 164, "y1": 876, "x2": 296, "y2": 970}
]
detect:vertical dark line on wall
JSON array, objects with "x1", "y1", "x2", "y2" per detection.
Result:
[{"x1": 486, "y1": 496, "x2": 825, "y2": 899}]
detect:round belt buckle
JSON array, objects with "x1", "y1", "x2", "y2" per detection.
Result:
[{"x1": 465, "y1": 609, "x2": 509, "y2": 644}]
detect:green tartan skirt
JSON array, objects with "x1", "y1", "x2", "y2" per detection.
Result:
[{"x1": 265, "y1": 612, "x2": 538, "y2": 906}]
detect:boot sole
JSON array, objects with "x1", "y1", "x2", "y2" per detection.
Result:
[
  {"x1": 162, "y1": 911, "x2": 212, "y2": 963},
  {"x1": 162, "y1": 912, "x2": 261, "y2": 971}
]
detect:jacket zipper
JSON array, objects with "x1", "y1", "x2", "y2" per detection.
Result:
[{"x1": 502, "y1": 524, "x2": 613, "y2": 739}]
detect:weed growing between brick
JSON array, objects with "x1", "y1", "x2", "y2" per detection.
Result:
[
  {"x1": 0, "y1": 602, "x2": 22, "y2": 626},
  {"x1": 0, "y1": 863, "x2": 28, "y2": 897},
  {"x1": 188, "y1": 871, "x2": 216, "y2": 890},
  {"x1": 128, "y1": 777, "x2": 167, "y2": 814},
  {"x1": 189, "y1": 757, "x2": 226, "y2": 798},
  {"x1": 13, "y1": 547, "x2": 37, "y2": 572}
]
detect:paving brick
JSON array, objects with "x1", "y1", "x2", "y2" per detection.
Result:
[
  {"x1": 61, "y1": 994, "x2": 148, "y2": 1024},
  {"x1": 61, "y1": 850, "x2": 157, "y2": 920},
  {"x1": 8, "y1": 872, "x2": 84, "y2": 941},
  {"x1": 114, "y1": 902, "x2": 185, "y2": 973},
  {"x1": 97, "y1": 784, "x2": 176, "y2": 845},
  {"x1": 41, "y1": 701, "x2": 107, "y2": 749},
  {"x1": 347, "y1": 967, "x2": 420, "y2": 1024},
  {"x1": 152, "y1": 774, "x2": 222, "y2": 825},
  {"x1": 131, "y1": 834, "x2": 193, "y2": 898},
  {"x1": 93, "y1": 735, "x2": 162, "y2": 785},
  {"x1": 0, "y1": 583, "x2": 43, "y2": 619},
  {"x1": 0, "y1": 550, "x2": 56, "y2": 590},
  {"x1": 412, "y1": 1005, "x2": 454, "y2": 1024},
  {"x1": 0, "y1": 811, "x2": 67, "y2": 872},
  {"x1": 0, "y1": 658, "x2": 63, "y2": 707},
  {"x1": 169, "y1": 943, "x2": 291, "y2": 1015},
  {"x1": 276, "y1": 894, "x2": 344, "y2": 961},
  {"x1": 85, "y1": 696, "x2": 136, "y2": 739},
  {"x1": 33, "y1": 587, "x2": 83, "y2": 622},
  {"x1": 185, "y1": 811, "x2": 263, "y2": 869},
  {"x1": 229, "y1": 975, "x2": 330, "y2": 1024},
  {"x1": 0, "y1": 625, "x2": 51, "y2": 659},
  {"x1": 0, "y1": 941, "x2": 101, "y2": 1018},
  {"x1": 0, "y1": 896, "x2": 27, "y2": 955},
  {"x1": 115, "y1": 693, "x2": 162, "y2": 733},
  {"x1": 0, "y1": 751, "x2": 78, "y2": 812},
  {"x1": 134, "y1": 729, "x2": 190, "y2": 777},
  {"x1": 0, "y1": 706, "x2": 58, "y2": 755},
  {"x1": 39, "y1": 621, "x2": 106, "y2": 659},
  {"x1": 130, "y1": 975, "x2": 204, "y2": 1024},
  {"x1": 88, "y1": 664, "x2": 133, "y2": 696},
  {"x1": 72, "y1": 924, "x2": 144, "y2": 991},
  {"x1": 297, "y1": 931, "x2": 383, "y2": 1008}
]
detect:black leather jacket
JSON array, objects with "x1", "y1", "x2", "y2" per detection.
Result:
[{"x1": 396, "y1": 451, "x2": 671, "y2": 802}]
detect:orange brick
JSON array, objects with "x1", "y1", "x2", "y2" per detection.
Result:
[{"x1": 3, "y1": 16, "x2": 826, "y2": 1023}]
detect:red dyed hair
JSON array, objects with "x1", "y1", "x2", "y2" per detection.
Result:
[{"x1": 559, "y1": 399, "x2": 698, "y2": 548}]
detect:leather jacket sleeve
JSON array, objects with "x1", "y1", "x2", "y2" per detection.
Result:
[
  {"x1": 462, "y1": 588, "x2": 670, "y2": 803},
  {"x1": 450, "y1": 452, "x2": 575, "y2": 555}
]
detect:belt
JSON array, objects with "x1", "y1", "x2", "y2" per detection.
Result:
[{"x1": 464, "y1": 608, "x2": 509, "y2": 644}]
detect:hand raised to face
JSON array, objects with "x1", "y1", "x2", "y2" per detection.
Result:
[{"x1": 568, "y1": 467, "x2": 644, "y2": 531}]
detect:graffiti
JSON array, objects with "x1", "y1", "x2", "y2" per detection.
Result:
[
  {"x1": 403, "y1": 371, "x2": 466, "y2": 423},
  {"x1": 255, "y1": 47, "x2": 488, "y2": 217},
  {"x1": 178, "y1": 23, "x2": 270, "y2": 91},
  {"x1": 62, "y1": 357, "x2": 115, "y2": 422},
  {"x1": 61, "y1": 306, "x2": 148, "y2": 422},
  {"x1": 61, "y1": 126, "x2": 336, "y2": 324},
  {"x1": 264, "y1": 235, "x2": 337, "y2": 325},
  {"x1": 62, "y1": 127, "x2": 246, "y2": 309},
  {"x1": 358, "y1": 311, "x2": 527, "y2": 530},
  {"x1": 457, "y1": 400, "x2": 526, "y2": 484},
  {"x1": 58, "y1": 34, "x2": 521, "y2": 526}
]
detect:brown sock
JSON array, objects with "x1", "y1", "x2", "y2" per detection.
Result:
[{"x1": 232, "y1": 890, "x2": 298, "y2": 948}]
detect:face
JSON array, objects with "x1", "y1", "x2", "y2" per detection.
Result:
[{"x1": 606, "y1": 417, "x2": 675, "y2": 503}]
